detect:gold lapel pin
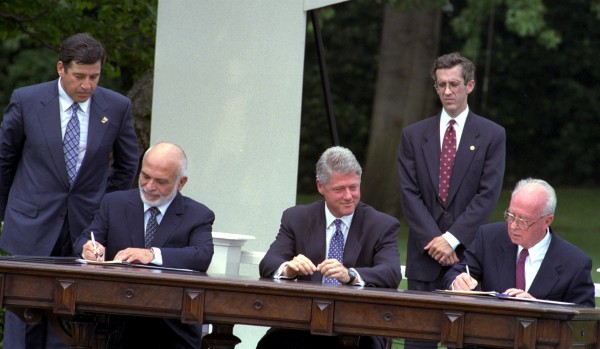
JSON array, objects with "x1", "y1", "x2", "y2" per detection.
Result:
[
  {"x1": 470, "y1": 145, "x2": 475, "y2": 151},
  {"x1": 101, "y1": 117, "x2": 108, "y2": 124}
]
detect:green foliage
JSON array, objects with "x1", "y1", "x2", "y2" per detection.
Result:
[
  {"x1": 0, "y1": 0, "x2": 157, "y2": 106},
  {"x1": 450, "y1": 0, "x2": 561, "y2": 59},
  {"x1": 298, "y1": 2, "x2": 384, "y2": 193}
]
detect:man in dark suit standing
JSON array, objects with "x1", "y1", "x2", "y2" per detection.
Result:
[
  {"x1": 74, "y1": 142, "x2": 215, "y2": 348},
  {"x1": 443, "y1": 178, "x2": 595, "y2": 307},
  {"x1": 0, "y1": 33, "x2": 139, "y2": 348},
  {"x1": 258, "y1": 146, "x2": 401, "y2": 349},
  {"x1": 397, "y1": 52, "x2": 505, "y2": 348}
]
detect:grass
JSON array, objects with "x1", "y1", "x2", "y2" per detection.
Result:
[{"x1": 298, "y1": 187, "x2": 600, "y2": 284}]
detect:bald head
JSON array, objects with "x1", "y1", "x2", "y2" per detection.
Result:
[
  {"x1": 506, "y1": 178, "x2": 555, "y2": 249},
  {"x1": 139, "y1": 142, "x2": 188, "y2": 207}
]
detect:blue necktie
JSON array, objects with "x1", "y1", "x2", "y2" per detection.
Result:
[
  {"x1": 145, "y1": 207, "x2": 160, "y2": 248},
  {"x1": 324, "y1": 219, "x2": 344, "y2": 285},
  {"x1": 63, "y1": 103, "x2": 80, "y2": 187}
]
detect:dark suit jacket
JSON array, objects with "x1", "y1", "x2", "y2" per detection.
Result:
[
  {"x1": 73, "y1": 189, "x2": 215, "y2": 271},
  {"x1": 0, "y1": 80, "x2": 139, "y2": 256},
  {"x1": 259, "y1": 200, "x2": 402, "y2": 288},
  {"x1": 397, "y1": 111, "x2": 505, "y2": 283},
  {"x1": 442, "y1": 222, "x2": 595, "y2": 307},
  {"x1": 73, "y1": 188, "x2": 215, "y2": 347}
]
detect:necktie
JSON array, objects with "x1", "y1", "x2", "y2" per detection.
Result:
[
  {"x1": 63, "y1": 103, "x2": 80, "y2": 187},
  {"x1": 516, "y1": 249, "x2": 529, "y2": 290},
  {"x1": 324, "y1": 219, "x2": 344, "y2": 285},
  {"x1": 145, "y1": 207, "x2": 160, "y2": 248},
  {"x1": 438, "y1": 119, "x2": 457, "y2": 205}
]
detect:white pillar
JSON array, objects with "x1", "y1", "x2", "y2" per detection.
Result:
[{"x1": 152, "y1": 1, "x2": 349, "y2": 348}]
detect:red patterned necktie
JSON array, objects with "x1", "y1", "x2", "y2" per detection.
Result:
[
  {"x1": 516, "y1": 249, "x2": 529, "y2": 290},
  {"x1": 438, "y1": 119, "x2": 456, "y2": 205}
]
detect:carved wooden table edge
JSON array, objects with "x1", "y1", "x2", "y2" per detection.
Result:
[{"x1": 0, "y1": 260, "x2": 599, "y2": 349}]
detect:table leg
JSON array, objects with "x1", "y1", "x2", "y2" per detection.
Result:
[{"x1": 202, "y1": 324, "x2": 241, "y2": 349}]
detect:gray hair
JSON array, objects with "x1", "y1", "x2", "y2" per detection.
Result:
[
  {"x1": 511, "y1": 178, "x2": 557, "y2": 216},
  {"x1": 144, "y1": 142, "x2": 188, "y2": 179},
  {"x1": 315, "y1": 146, "x2": 362, "y2": 185}
]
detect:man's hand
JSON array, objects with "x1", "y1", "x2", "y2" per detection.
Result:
[
  {"x1": 114, "y1": 248, "x2": 154, "y2": 264},
  {"x1": 317, "y1": 258, "x2": 350, "y2": 284},
  {"x1": 424, "y1": 236, "x2": 457, "y2": 266},
  {"x1": 82, "y1": 240, "x2": 105, "y2": 261},
  {"x1": 502, "y1": 288, "x2": 535, "y2": 299},
  {"x1": 452, "y1": 272, "x2": 478, "y2": 291},
  {"x1": 282, "y1": 254, "x2": 317, "y2": 278},
  {"x1": 439, "y1": 251, "x2": 460, "y2": 266}
]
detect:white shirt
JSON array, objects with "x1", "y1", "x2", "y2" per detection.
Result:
[
  {"x1": 274, "y1": 204, "x2": 363, "y2": 286},
  {"x1": 439, "y1": 106, "x2": 469, "y2": 150},
  {"x1": 440, "y1": 106, "x2": 470, "y2": 249},
  {"x1": 143, "y1": 197, "x2": 176, "y2": 265},
  {"x1": 324, "y1": 206, "x2": 352, "y2": 256},
  {"x1": 58, "y1": 78, "x2": 90, "y2": 175},
  {"x1": 518, "y1": 228, "x2": 551, "y2": 291}
]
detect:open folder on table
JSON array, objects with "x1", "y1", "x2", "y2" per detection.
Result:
[
  {"x1": 0, "y1": 255, "x2": 195, "y2": 273},
  {"x1": 76, "y1": 258, "x2": 196, "y2": 272},
  {"x1": 435, "y1": 289, "x2": 576, "y2": 306}
]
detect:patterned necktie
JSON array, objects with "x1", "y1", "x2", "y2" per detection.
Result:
[
  {"x1": 516, "y1": 249, "x2": 529, "y2": 290},
  {"x1": 324, "y1": 219, "x2": 344, "y2": 285},
  {"x1": 63, "y1": 103, "x2": 80, "y2": 187},
  {"x1": 145, "y1": 207, "x2": 160, "y2": 248},
  {"x1": 438, "y1": 119, "x2": 457, "y2": 205}
]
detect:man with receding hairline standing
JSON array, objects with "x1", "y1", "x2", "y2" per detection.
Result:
[
  {"x1": 398, "y1": 52, "x2": 505, "y2": 349},
  {"x1": 0, "y1": 32, "x2": 139, "y2": 349}
]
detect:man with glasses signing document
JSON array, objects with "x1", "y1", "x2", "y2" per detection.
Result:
[{"x1": 443, "y1": 178, "x2": 595, "y2": 307}]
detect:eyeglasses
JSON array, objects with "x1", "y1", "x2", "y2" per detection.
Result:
[
  {"x1": 504, "y1": 210, "x2": 546, "y2": 230},
  {"x1": 434, "y1": 80, "x2": 465, "y2": 93}
]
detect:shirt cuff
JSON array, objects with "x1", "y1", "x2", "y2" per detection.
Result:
[
  {"x1": 274, "y1": 262, "x2": 295, "y2": 279},
  {"x1": 349, "y1": 268, "x2": 365, "y2": 286},
  {"x1": 150, "y1": 247, "x2": 163, "y2": 265},
  {"x1": 442, "y1": 232, "x2": 460, "y2": 250}
]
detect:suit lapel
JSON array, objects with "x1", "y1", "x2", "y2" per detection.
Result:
[
  {"x1": 495, "y1": 240, "x2": 518, "y2": 290},
  {"x1": 305, "y1": 202, "x2": 327, "y2": 268},
  {"x1": 152, "y1": 192, "x2": 185, "y2": 247},
  {"x1": 528, "y1": 231, "x2": 560, "y2": 298},
  {"x1": 37, "y1": 81, "x2": 71, "y2": 189},
  {"x1": 447, "y1": 112, "x2": 479, "y2": 205},
  {"x1": 79, "y1": 89, "x2": 111, "y2": 175},
  {"x1": 343, "y1": 204, "x2": 363, "y2": 267},
  {"x1": 423, "y1": 115, "x2": 442, "y2": 197},
  {"x1": 127, "y1": 190, "x2": 146, "y2": 247}
]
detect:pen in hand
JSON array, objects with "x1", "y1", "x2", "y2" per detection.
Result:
[
  {"x1": 465, "y1": 265, "x2": 471, "y2": 278},
  {"x1": 91, "y1": 231, "x2": 99, "y2": 261}
]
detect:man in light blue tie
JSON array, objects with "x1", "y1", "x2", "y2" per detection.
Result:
[
  {"x1": 258, "y1": 146, "x2": 402, "y2": 349},
  {"x1": 0, "y1": 32, "x2": 139, "y2": 349}
]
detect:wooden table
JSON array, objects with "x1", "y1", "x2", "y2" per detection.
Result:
[{"x1": 0, "y1": 259, "x2": 598, "y2": 348}]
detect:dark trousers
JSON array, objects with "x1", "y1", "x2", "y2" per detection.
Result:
[
  {"x1": 256, "y1": 328, "x2": 387, "y2": 349},
  {"x1": 3, "y1": 219, "x2": 73, "y2": 349},
  {"x1": 119, "y1": 317, "x2": 202, "y2": 349}
]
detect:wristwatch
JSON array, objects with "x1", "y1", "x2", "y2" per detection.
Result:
[{"x1": 346, "y1": 268, "x2": 357, "y2": 285}]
